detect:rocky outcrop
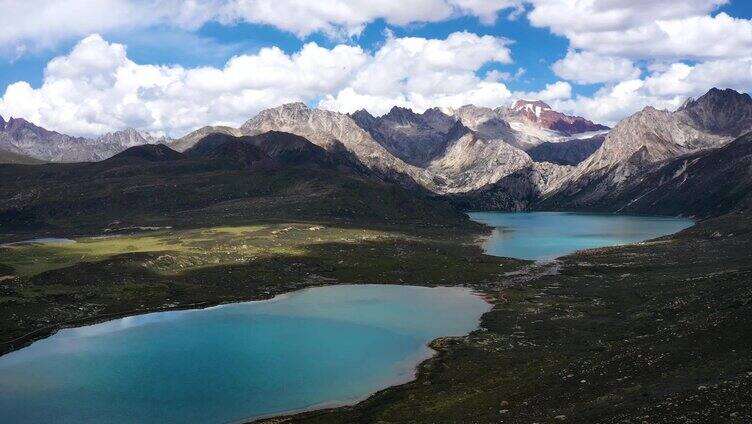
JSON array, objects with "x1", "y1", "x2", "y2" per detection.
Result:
[
  {"x1": 350, "y1": 106, "x2": 455, "y2": 167},
  {"x1": 542, "y1": 132, "x2": 752, "y2": 218},
  {"x1": 240, "y1": 103, "x2": 435, "y2": 191},
  {"x1": 526, "y1": 135, "x2": 605, "y2": 166},
  {"x1": 427, "y1": 121, "x2": 533, "y2": 193},
  {"x1": 0, "y1": 117, "x2": 109, "y2": 162},
  {"x1": 450, "y1": 162, "x2": 573, "y2": 211},
  {"x1": 95, "y1": 128, "x2": 169, "y2": 149},
  {"x1": 678, "y1": 88, "x2": 752, "y2": 137},
  {"x1": 449, "y1": 105, "x2": 542, "y2": 151}
]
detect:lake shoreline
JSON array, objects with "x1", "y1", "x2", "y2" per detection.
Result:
[
  {"x1": 4, "y1": 214, "x2": 746, "y2": 423},
  {"x1": 0, "y1": 285, "x2": 491, "y2": 423},
  {"x1": 252, "y1": 213, "x2": 752, "y2": 423}
]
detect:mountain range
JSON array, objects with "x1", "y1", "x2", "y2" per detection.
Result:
[
  {"x1": 2, "y1": 87, "x2": 751, "y2": 221},
  {"x1": 0, "y1": 116, "x2": 171, "y2": 163}
]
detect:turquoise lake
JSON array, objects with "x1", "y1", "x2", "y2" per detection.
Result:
[
  {"x1": 468, "y1": 212, "x2": 694, "y2": 260},
  {"x1": 0, "y1": 285, "x2": 489, "y2": 424}
]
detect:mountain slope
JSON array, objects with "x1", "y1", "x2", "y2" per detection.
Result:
[
  {"x1": 526, "y1": 135, "x2": 605, "y2": 166},
  {"x1": 0, "y1": 148, "x2": 45, "y2": 165},
  {"x1": 427, "y1": 121, "x2": 534, "y2": 193},
  {"x1": 679, "y1": 88, "x2": 752, "y2": 136},
  {"x1": 184, "y1": 131, "x2": 365, "y2": 172},
  {"x1": 240, "y1": 103, "x2": 435, "y2": 191},
  {"x1": 449, "y1": 105, "x2": 542, "y2": 151},
  {"x1": 450, "y1": 162, "x2": 573, "y2": 211},
  {"x1": 557, "y1": 132, "x2": 752, "y2": 218},
  {"x1": 351, "y1": 107, "x2": 456, "y2": 167},
  {"x1": 0, "y1": 131, "x2": 469, "y2": 232},
  {"x1": 169, "y1": 126, "x2": 243, "y2": 152},
  {"x1": 103, "y1": 144, "x2": 185, "y2": 164},
  {"x1": 543, "y1": 88, "x2": 752, "y2": 208}
]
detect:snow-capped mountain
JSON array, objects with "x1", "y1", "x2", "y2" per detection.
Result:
[{"x1": 504, "y1": 100, "x2": 609, "y2": 136}]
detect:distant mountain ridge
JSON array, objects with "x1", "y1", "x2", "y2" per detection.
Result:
[
  {"x1": 0, "y1": 116, "x2": 170, "y2": 163},
  {"x1": 5, "y1": 87, "x2": 752, "y2": 220}
]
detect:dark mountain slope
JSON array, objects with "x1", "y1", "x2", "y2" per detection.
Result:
[
  {"x1": 577, "y1": 132, "x2": 752, "y2": 218},
  {"x1": 185, "y1": 131, "x2": 369, "y2": 175},
  {"x1": 0, "y1": 133, "x2": 471, "y2": 234},
  {"x1": 104, "y1": 144, "x2": 184, "y2": 164},
  {"x1": 680, "y1": 88, "x2": 752, "y2": 136},
  {"x1": 184, "y1": 133, "x2": 268, "y2": 167},
  {"x1": 527, "y1": 136, "x2": 604, "y2": 166}
]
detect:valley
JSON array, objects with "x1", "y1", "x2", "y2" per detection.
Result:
[
  {"x1": 258, "y1": 212, "x2": 752, "y2": 424},
  {"x1": 1, "y1": 87, "x2": 751, "y2": 423}
]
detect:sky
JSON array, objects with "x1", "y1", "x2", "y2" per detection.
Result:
[{"x1": 0, "y1": 0, "x2": 750, "y2": 137}]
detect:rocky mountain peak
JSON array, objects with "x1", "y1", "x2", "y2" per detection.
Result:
[
  {"x1": 0, "y1": 115, "x2": 5, "y2": 130},
  {"x1": 2, "y1": 117, "x2": 60, "y2": 140},
  {"x1": 699, "y1": 87, "x2": 751, "y2": 103},
  {"x1": 422, "y1": 107, "x2": 450, "y2": 120},
  {"x1": 512, "y1": 99, "x2": 552, "y2": 115},
  {"x1": 282, "y1": 102, "x2": 309, "y2": 110},
  {"x1": 348, "y1": 109, "x2": 377, "y2": 129},
  {"x1": 350, "y1": 109, "x2": 375, "y2": 120},
  {"x1": 383, "y1": 106, "x2": 420, "y2": 124},
  {"x1": 678, "y1": 88, "x2": 752, "y2": 136},
  {"x1": 679, "y1": 88, "x2": 752, "y2": 114},
  {"x1": 240, "y1": 103, "x2": 435, "y2": 190},
  {"x1": 96, "y1": 128, "x2": 152, "y2": 148}
]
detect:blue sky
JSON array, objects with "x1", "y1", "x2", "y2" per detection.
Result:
[
  {"x1": 0, "y1": 1, "x2": 750, "y2": 136},
  {"x1": 0, "y1": 7, "x2": 570, "y2": 95}
]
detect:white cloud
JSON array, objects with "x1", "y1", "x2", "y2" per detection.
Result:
[
  {"x1": 521, "y1": 81, "x2": 573, "y2": 102},
  {"x1": 563, "y1": 12, "x2": 752, "y2": 60},
  {"x1": 552, "y1": 80, "x2": 680, "y2": 126},
  {"x1": 528, "y1": 1, "x2": 752, "y2": 61},
  {"x1": 553, "y1": 58, "x2": 752, "y2": 125},
  {"x1": 528, "y1": 0, "x2": 727, "y2": 35},
  {"x1": 0, "y1": 34, "x2": 368, "y2": 136},
  {"x1": 553, "y1": 50, "x2": 641, "y2": 84},
  {"x1": 450, "y1": 0, "x2": 525, "y2": 24},
  {"x1": 4, "y1": 1, "x2": 752, "y2": 134},
  {"x1": 0, "y1": 0, "x2": 524, "y2": 55},
  {"x1": 528, "y1": 0, "x2": 752, "y2": 124},
  {"x1": 0, "y1": 32, "x2": 518, "y2": 136},
  {"x1": 319, "y1": 31, "x2": 517, "y2": 114}
]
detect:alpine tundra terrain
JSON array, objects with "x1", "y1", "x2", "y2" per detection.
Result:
[{"x1": 1, "y1": 88, "x2": 751, "y2": 423}]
